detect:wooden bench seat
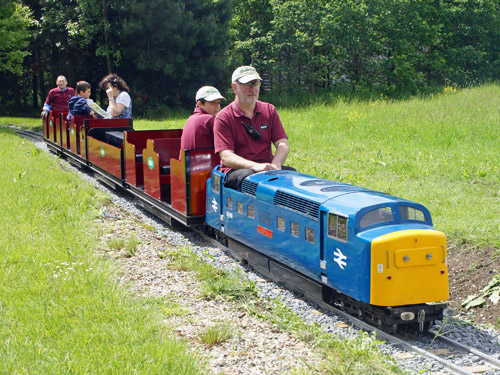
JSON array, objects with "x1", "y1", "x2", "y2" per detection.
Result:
[
  {"x1": 143, "y1": 137, "x2": 182, "y2": 202},
  {"x1": 123, "y1": 129, "x2": 182, "y2": 187}
]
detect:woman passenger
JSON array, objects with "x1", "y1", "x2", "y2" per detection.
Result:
[{"x1": 98, "y1": 74, "x2": 132, "y2": 119}]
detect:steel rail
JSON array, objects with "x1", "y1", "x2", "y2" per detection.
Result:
[{"x1": 428, "y1": 329, "x2": 500, "y2": 371}]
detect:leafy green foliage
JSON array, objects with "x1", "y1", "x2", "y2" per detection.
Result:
[
  {"x1": 0, "y1": 1, "x2": 33, "y2": 75},
  {"x1": 4, "y1": 0, "x2": 500, "y2": 114},
  {"x1": 462, "y1": 275, "x2": 500, "y2": 309},
  {"x1": 120, "y1": 0, "x2": 232, "y2": 109},
  {"x1": 230, "y1": 0, "x2": 500, "y2": 99}
]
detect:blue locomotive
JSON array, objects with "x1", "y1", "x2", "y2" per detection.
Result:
[
  {"x1": 42, "y1": 112, "x2": 450, "y2": 331},
  {"x1": 206, "y1": 169, "x2": 449, "y2": 331}
]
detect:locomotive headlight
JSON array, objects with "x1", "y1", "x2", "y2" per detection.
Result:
[{"x1": 400, "y1": 312, "x2": 415, "y2": 321}]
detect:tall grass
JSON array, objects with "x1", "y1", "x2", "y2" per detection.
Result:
[
  {"x1": 0, "y1": 128, "x2": 207, "y2": 374},
  {"x1": 280, "y1": 85, "x2": 500, "y2": 248}
]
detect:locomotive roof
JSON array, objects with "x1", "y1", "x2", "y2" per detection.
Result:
[{"x1": 242, "y1": 170, "x2": 419, "y2": 219}]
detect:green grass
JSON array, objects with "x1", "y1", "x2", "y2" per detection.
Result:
[
  {"x1": 2, "y1": 84, "x2": 499, "y2": 371},
  {"x1": 0, "y1": 128, "x2": 207, "y2": 374},
  {"x1": 107, "y1": 235, "x2": 140, "y2": 257},
  {"x1": 167, "y1": 248, "x2": 258, "y2": 301},
  {"x1": 197, "y1": 322, "x2": 234, "y2": 347},
  {"x1": 0, "y1": 116, "x2": 43, "y2": 131},
  {"x1": 280, "y1": 84, "x2": 500, "y2": 248},
  {"x1": 246, "y1": 298, "x2": 402, "y2": 374}
]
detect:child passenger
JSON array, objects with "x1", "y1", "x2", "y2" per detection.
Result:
[
  {"x1": 67, "y1": 81, "x2": 97, "y2": 121},
  {"x1": 180, "y1": 86, "x2": 226, "y2": 151}
]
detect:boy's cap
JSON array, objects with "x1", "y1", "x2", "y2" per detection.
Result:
[
  {"x1": 232, "y1": 66, "x2": 262, "y2": 84},
  {"x1": 196, "y1": 86, "x2": 226, "y2": 102}
]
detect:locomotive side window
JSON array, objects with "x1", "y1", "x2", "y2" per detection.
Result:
[
  {"x1": 237, "y1": 201, "x2": 243, "y2": 214},
  {"x1": 337, "y1": 216, "x2": 347, "y2": 239},
  {"x1": 213, "y1": 174, "x2": 220, "y2": 193},
  {"x1": 227, "y1": 197, "x2": 233, "y2": 210},
  {"x1": 290, "y1": 222, "x2": 299, "y2": 237},
  {"x1": 360, "y1": 207, "x2": 393, "y2": 228},
  {"x1": 247, "y1": 205, "x2": 254, "y2": 219},
  {"x1": 305, "y1": 227, "x2": 315, "y2": 243},
  {"x1": 399, "y1": 206, "x2": 426, "y2": 222},
  {"x1": 328, "y1": 213, "x2": 348, "y2": 242},
  {"x1": 277, "y1": 216, "x2": 285, "y2": 231}
]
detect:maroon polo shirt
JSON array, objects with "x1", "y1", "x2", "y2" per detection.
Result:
[
  {"x1": 214, "y1": 100, "x2": 288, "y2": 174},
  {"x1": 44, "y1": 87, "x2": 75, "y2": 111},
  {"x1": 180, "y1": 107, "x2": 215, "y2": 151}
]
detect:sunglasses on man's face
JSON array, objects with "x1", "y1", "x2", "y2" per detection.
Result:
[{"x1": 238, "y1": 80, "x2": 261, "y2": 88}]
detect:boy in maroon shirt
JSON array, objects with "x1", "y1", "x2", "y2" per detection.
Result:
[
  {"x1": 41, "y1": 75, "x2": 74, "y2": 116},
  {"x1": 180, "y1": 86, "x2": 225, "y2": 151},
  {"x1": 214, "y1": 66, "x2": 294, "y2": 190}
]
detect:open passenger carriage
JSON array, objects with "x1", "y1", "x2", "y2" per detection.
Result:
[{"x1": 44, "y1": 117, "x2": 217, "y2": 227}]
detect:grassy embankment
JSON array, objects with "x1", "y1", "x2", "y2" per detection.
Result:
[
  {"x1": 99, "y1": 85, "x2": 500, "y2": 247},
  {"x1": 0, "y1": 129, "x2": 207, "y2": 374},
  {"x1": 281, "y1": 85, "x2": 500, "y2": 250}
]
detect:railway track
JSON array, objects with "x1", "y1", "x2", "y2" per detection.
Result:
[
  {"x1": 201, "y1": 231, "x2": 500, "y2": 375},
  {"x1": 425, "y1": 330, "x2": 500, "y2": 374},
  {"x1": 12, "y1": 127, "x2": 44, "y2": 143},
  {"x1": 14, "y1": 126, "x2": 500, "y2": 375}
]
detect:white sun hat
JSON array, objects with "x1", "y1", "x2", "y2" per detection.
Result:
[{"x1": 195, "y1": 86, "x2": 226, "y2": 102}]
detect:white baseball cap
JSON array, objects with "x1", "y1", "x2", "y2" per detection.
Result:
[
  {"x1": 195, "y1": 86, "x2": 226, "y2": 102},
  {"x1": 231, "y1": 66, "x2": 262, "y2": 84}
]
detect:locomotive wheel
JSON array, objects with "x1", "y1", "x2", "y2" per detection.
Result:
[
  {"x1": 357, "y1": 309, "x2": 364, "y2": 319},
  {"x1": 388, "y1": 324, "x2": 398, "y2": 335},
  {"x1": 376, "y1": 319, "x2": 398, "y2": 335}
]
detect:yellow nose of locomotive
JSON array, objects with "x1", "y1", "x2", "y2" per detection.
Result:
[{"x1": 370, "y1": 229, "x2": 449, "y2": 306}]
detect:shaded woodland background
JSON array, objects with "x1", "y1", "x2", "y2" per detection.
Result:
[{"x1": 2, "y1": 0, "x2": 500, "y2": 116}]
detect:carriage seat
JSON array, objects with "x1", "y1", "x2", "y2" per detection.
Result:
[{"x1": 105, "y1": 131, "x2": 125, "y2": 148}]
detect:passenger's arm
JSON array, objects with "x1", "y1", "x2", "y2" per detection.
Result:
[
  {"x1": 106, "y1": 87, "x2": 125, "y2": 117},
  {"x1": 271, "y1": 138, "x2": 290, "y2": 169},
  {"x1": 107, "y1": 100, "x2": 125, "y2": 117},
  {"x1": 219, "y1": 150, "x2": 276, "y2": 172}
]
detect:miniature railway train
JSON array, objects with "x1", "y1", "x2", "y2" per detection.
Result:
[{"x1": 42, "y1": 110, "x2": 451, "y2": 332}]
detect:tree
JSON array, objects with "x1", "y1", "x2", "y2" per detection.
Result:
[
  {"x1": 0, "y1": 1, "x2": 32, "y2": 75},
  {"x1": 229, "y1": 0, "x2": 274, "y2": 66},
  {"x1": 0, "y1": 1, "x2": 33, "y2": 112},
  {"x1": 119, "y1": 0, "x2": 232, "y2": 111}
]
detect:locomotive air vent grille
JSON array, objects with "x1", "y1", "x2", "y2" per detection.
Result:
[
  {"x1": 258, "y1": 210, "x2": 272, "y2": 226},
  {"x1": 320, "y1": 185, "x2": 368, "y2": 193},
  {"x1": 300, "y1": 179, "x2": 337, "y2": 187},
  {"x1": 273, "y1": 190, "x2": 320, "y2": 221},
  {"x1": 263, "y1": 170, "x2": 295, "y2": 176},
  {"x1": 241, "y1": 180, "x2": 258, "y2": 197}
]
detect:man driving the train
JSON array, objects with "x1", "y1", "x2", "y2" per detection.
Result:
[{"x1": 214, "y1": 66, "x2": 294, "y2": 191}]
